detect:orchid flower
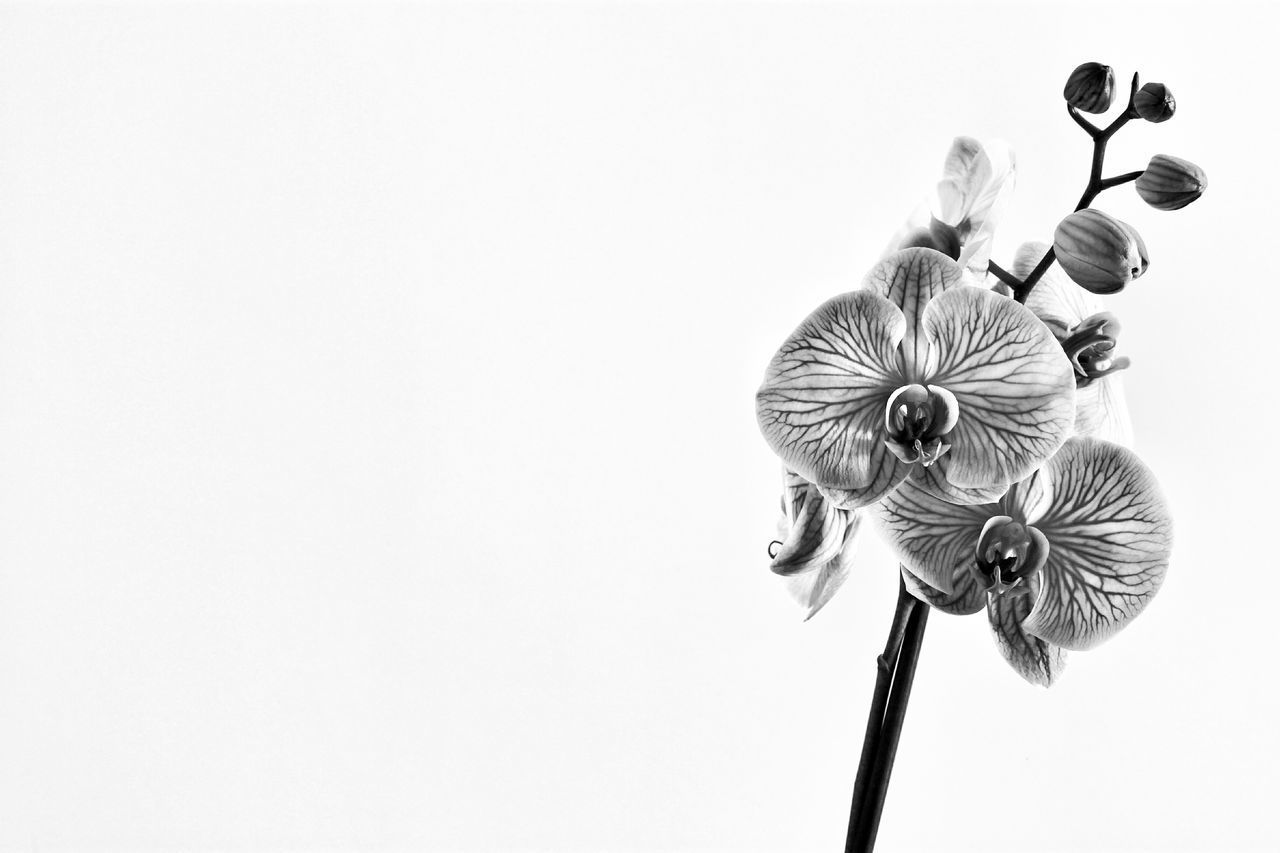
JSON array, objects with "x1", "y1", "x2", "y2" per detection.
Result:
[
  {"x1": 770, "y1": 469, "x2": 861, "y2": 619},
  {"x1": 1015, "y1": 241, "x2": 1134, "y2": 445},
  {"x1": 756, "y1": 247, "x2": 1077, "y2": 509},
  {"x1": 883, "y1": 137, "x2": 1017, "y2": 278},
  {"x1": 870, "y1": 436, "x2": 1172, "y2": 685}
]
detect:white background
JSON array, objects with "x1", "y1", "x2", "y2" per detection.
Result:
[{"x1": 0, "y1": 2, "x2": 1273, "y2": 851}]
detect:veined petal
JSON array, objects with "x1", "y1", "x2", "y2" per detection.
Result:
[
  {"x1": 908, "y1": 458, "x2": 1009, "y2": 506},
  {"x1": 781, "y1": 468, "x2": 809, "y2": 525},
  {"x1": 988, "y1": 574, "x2": 1067, "y2": 686},
  {"x1": 757, "y1": 290, "x2": 906, "y2": 495},
  {"x1": 784, "y1": 512, "x2": 862, "y2": 620},
  {"x1": 1001, "y1": 468, "x2": 1052, "y2": 525},
  {"x1": 923, "y1": 286, "x2": 1076, "y2": 491},
  {"x1": 862, "y1": 248, "x2": 964, "y2": 381},
  {"x1": 870, "y1": 475, "x2": 999, "y2": 593},
  {"x1": 1021, "y1": 438, "x2": 1172, "y2": 650},
  {"x1": 1075, "y1": 375, "x2": 1134, "y2": 447},
  {"x1": 1017, "y1": 241, "x2": 1098, "y2": 329},
  {"x1": 901, "y1": 562, "x2": 986, "y2": 615},
  {"x1": 817, "y1": 450, "x2": 912, "y2": 509},
  {"x1": 771, "y1": 477, "x2": 846, "y2": 576}
]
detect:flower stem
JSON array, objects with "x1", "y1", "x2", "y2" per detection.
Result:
[
  {"x1": 844, "y1": 574, "x2": 930, "y2": 853},
  {"x1": 1010, "y1": 248, "x2": 1058, "y2": 304}
]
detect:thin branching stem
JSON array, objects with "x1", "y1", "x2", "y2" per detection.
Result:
[{"x1": 997, "y1": 71, "x2": 1144, "y2": 305}]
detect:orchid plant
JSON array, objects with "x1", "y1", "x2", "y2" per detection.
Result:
[{"x1": 754, "y1": 64, "x2": 1202, "y2": 852}]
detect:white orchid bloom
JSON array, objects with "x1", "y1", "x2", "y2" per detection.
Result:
[
  {"x1": 770, "y1": 469, "x2": 862, "y2": 620},
  {"x1": 883, "y1": 137, "x2": 1017, "y2": 279}
]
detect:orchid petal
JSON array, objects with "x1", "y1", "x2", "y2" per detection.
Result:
[
  {"x1": 783, "y1": 512, "x2": 862, "y2": 620},
  {"x1": 771, "y1": 475, "x2": 846, "y2": 576},
  {"x1": 951, "y1": 140, "x2": 1016, "y2": 275},
  {"x1": 862, "y1": 247, "x2": 963, "y2": 381},
  {"x1": 816, "y1": 450, "x2": 912, "y2": 509},
  {"x1": 908, "y1": 458, "x2": 1009, "y2": 506},
  {"x1": 1001, "y1": 468, "x2": 1052, "y2": 524},
  {"x1": 922, "y1": 286, "x2": 1076, "y2": 491},
  {"x1": 936, "y1": 137, "x2": 991, "y2": 225},
  {"x1": 1074, "y1": 374, "x2": 1134, "y2": 446},
  {"x1": 870, "y1": 476, "x2": 999, "y2": 594},
  {"x1": 988, "y1": 574, "x2": 1067, "y2": 686},
  {"x1": 756, "y1": 291, "x2": 906, "y2": 496},
  {"x1": 901, "y1": 562, "x2": 986, "y2": 615},
  {"x1": 1020, "y1": 438, "x2": 1172, "y2": 650}
]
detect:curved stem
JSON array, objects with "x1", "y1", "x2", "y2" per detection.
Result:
[
  {"x1": 1066, "y1": 104, "x2": 1100, "y2": 138},
  {"x1": 844, "y1": 576, "x2": 916, "y2": 853}
]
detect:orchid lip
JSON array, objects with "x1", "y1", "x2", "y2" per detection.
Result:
[
  {"x1": 972, "y1": 516, "x2": 1051, "y2": 597},
  {"x1": 883, "y1": 384, "x2": 959, "y2": 467},
  {"x1": 1060, "y1": 312, "x2": 1131, "y2": 387}
]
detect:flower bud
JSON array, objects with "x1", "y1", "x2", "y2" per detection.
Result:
[
  {"x1": 1053, "y1": 209, "x2": 1149, "y2": 294},
  {"x1": 1132, "y1": 83, "x2": 1175, "y2": 123},
  {"x1": 1136, "y1": 154, "x2": 1206, "y2": 211},
  {"x1": 1063, "y1": 62, "x2": 1115, "y2": 114}
]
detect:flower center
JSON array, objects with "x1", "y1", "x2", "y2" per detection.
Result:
[
  {"x1": 971, "y1": 516, "x2": 1051, "y2": 596},
  {"x1": 1058, "y1": 312, "x2": 1131, "y2": 387},
  {"x1": 883, "y1": 384, "x2": 959, "y2": 467}
]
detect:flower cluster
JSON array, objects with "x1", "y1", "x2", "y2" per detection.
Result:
[{"x1": 757, "y1": 64, "x2": 1199, "y2": 685}]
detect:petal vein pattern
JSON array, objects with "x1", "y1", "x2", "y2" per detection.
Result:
[
  {"x1": 901, "y1": 562, "x2": 986, "y2": 615},
  {"x1": 871, "y1": 477, "x2": 998, "y2": 593},
  {"x1": 771, "y1": 475, "x2": 846, "y2": 575},
  {"x1": 988, "y1": 575, "x2": 1066, "y2": 686},
  {"x1": 923, "y1": 287, "x2": 1076, "y2": 490},
  {"x1": 756, "y1": 290, "x2": 906, "y2": 493},
  {"x1": 1022, "y1": 438, "x2": 1172, "y2": 650},
  {"x1": 862, "y1": 248, "x2": 963, "y2": 380},
  {"x1": 784, "y1": 513, "x2": 862, "y2": 620}
]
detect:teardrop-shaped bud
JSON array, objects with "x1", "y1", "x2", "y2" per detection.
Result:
[
  {"x1": 1053, "y1": 209, "x2": 1149, "y2": 294},
  {"x1": 1136, "y1": 154, "x2": 1206, "y2": 211},
  {"x1": 1063, "y1": 62, "x2": 1115, "y2": 114},
  {"x1": 1132, "y1": 82, "x2": 1176, "y2": 123}
]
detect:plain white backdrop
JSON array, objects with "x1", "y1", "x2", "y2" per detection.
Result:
[{"x1": 0, "y1": 2, "x2": 1274, "y2": 851}]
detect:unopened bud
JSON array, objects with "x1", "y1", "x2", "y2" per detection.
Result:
[
  {"x1": 1136, "y1": 154, "x2": 1206, "y2": 211},
  {"x1": 1063, "y1": 62, "x2": 1115, "y2": 114},
  {"x1": 1053, "y1": 209, "x2": 1149, "y2": 294},
  {"x1": 1132, "y1": 83, "x2": 1175, "y2": 123}
]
